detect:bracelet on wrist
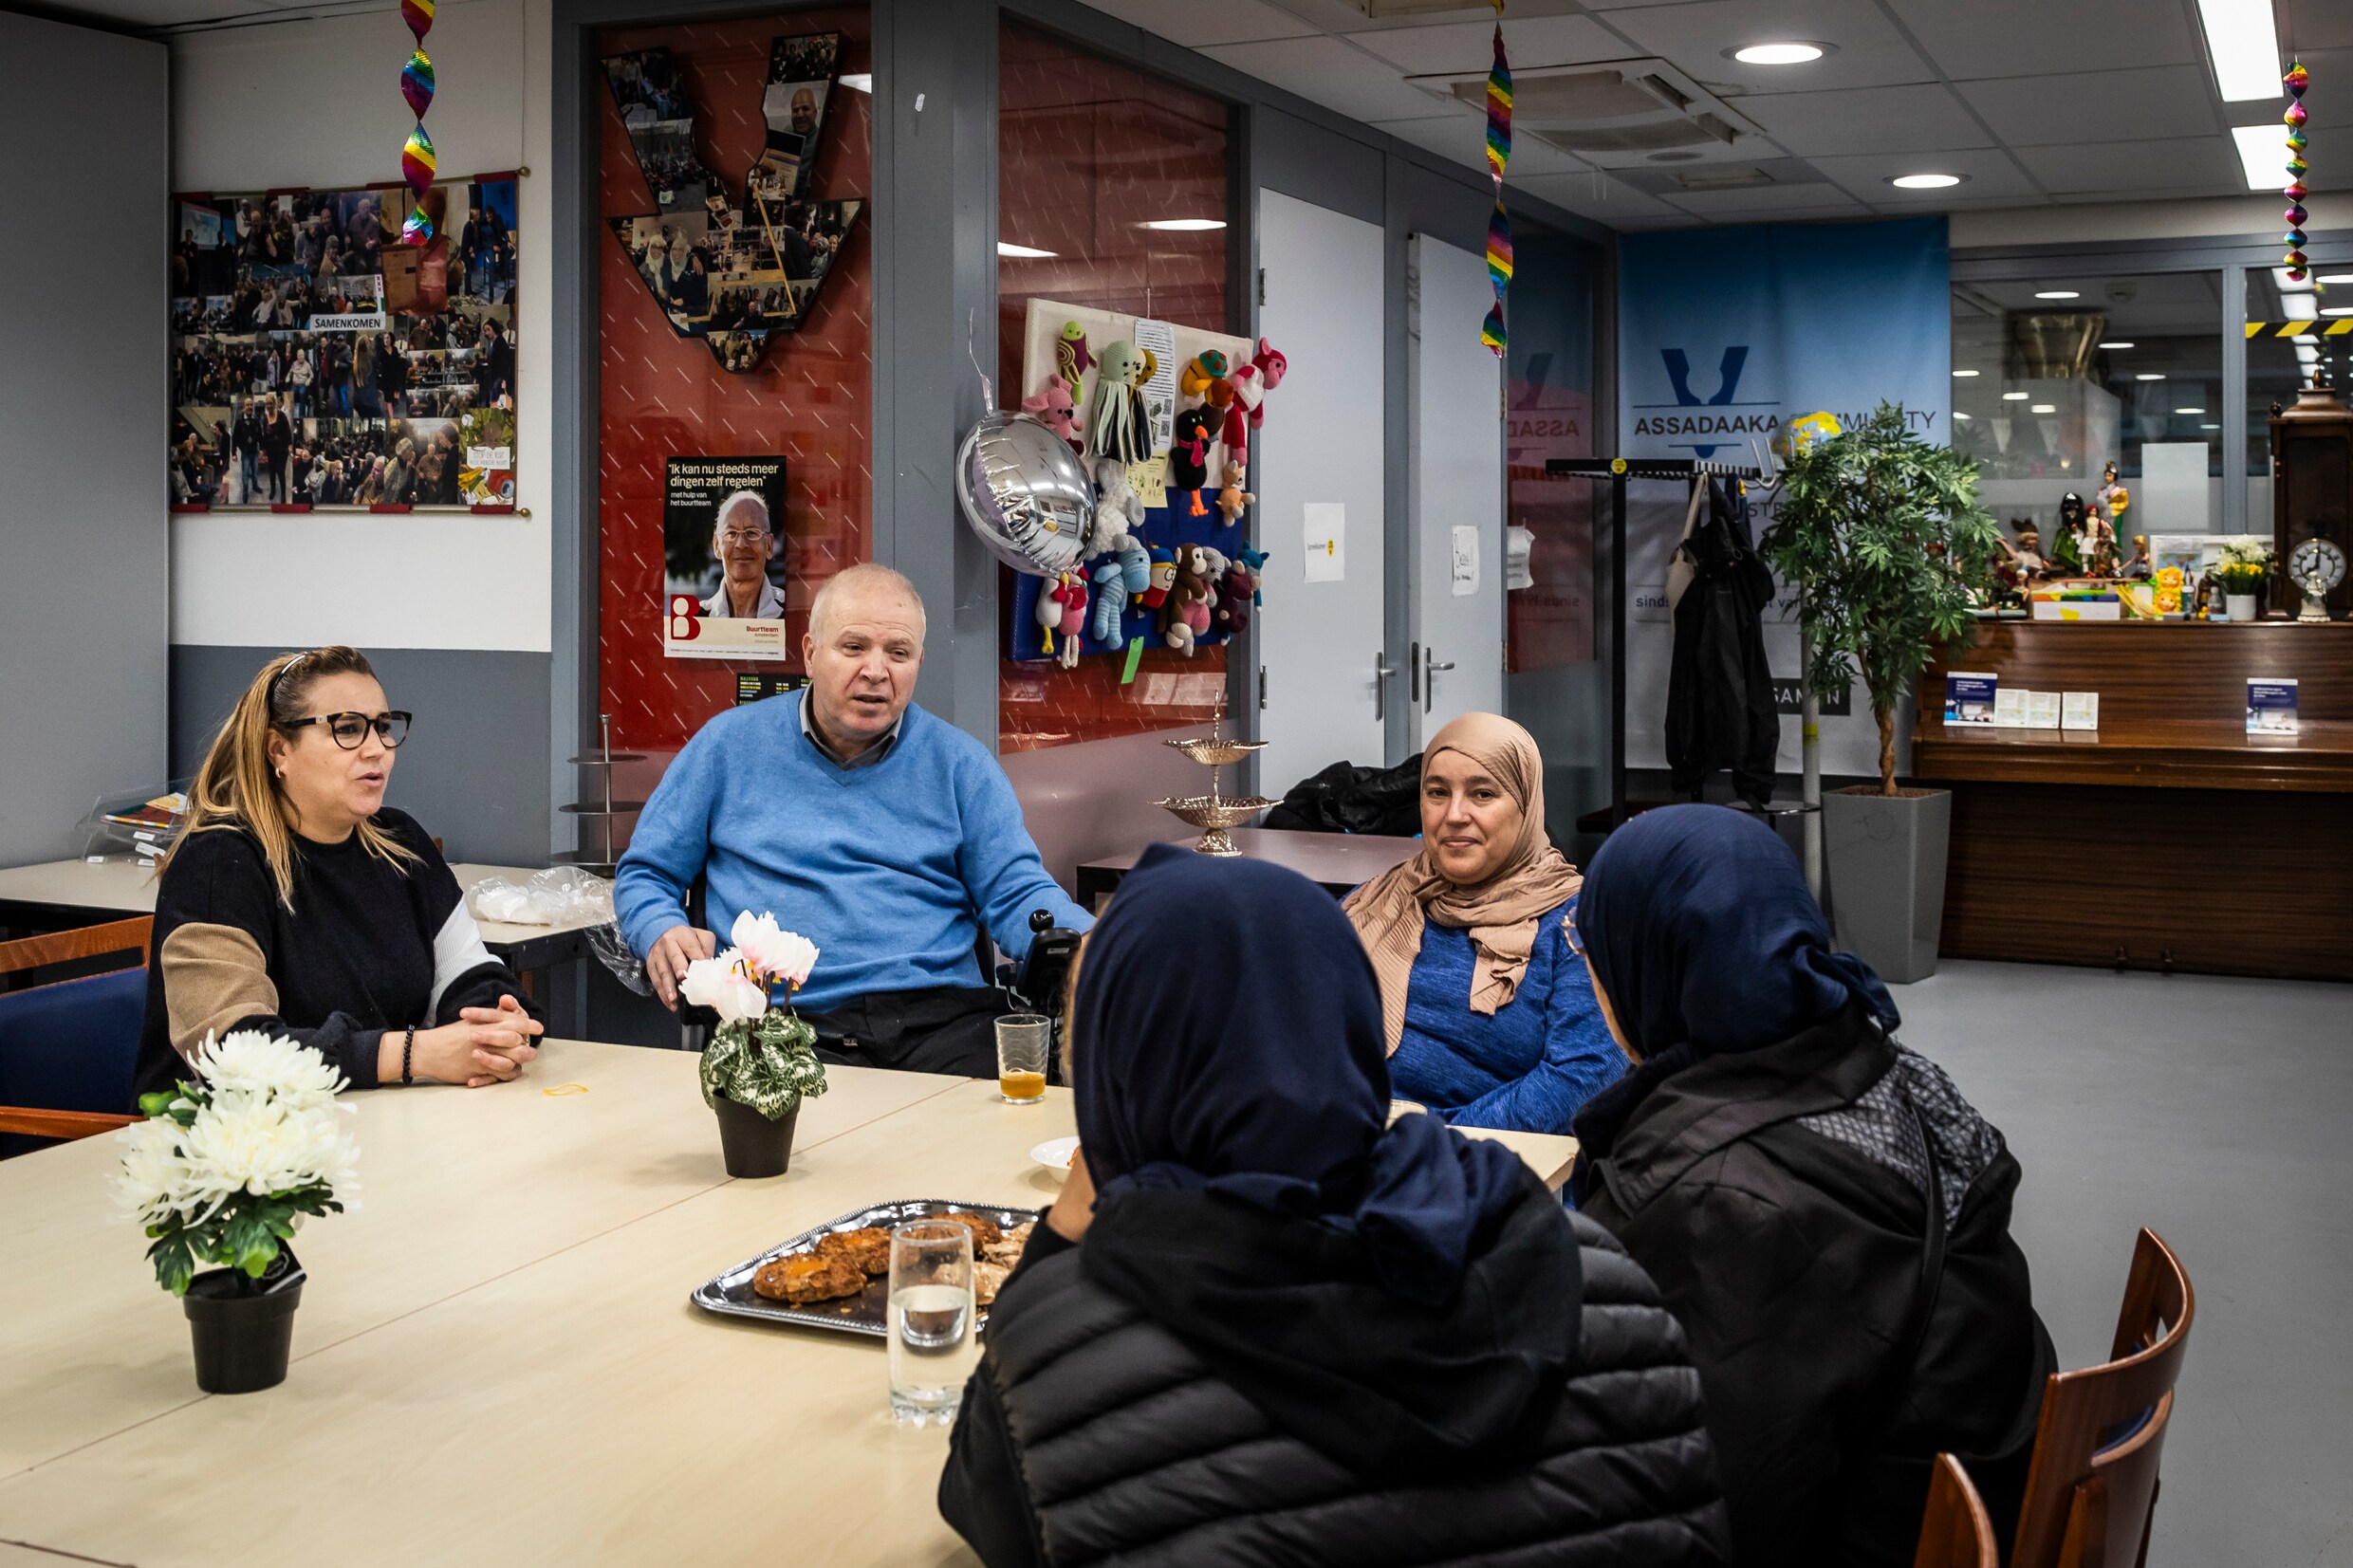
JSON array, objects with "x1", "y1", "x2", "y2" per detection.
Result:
[{"x1": 402, "y1": 1025, "x2": 417, "y2": 1086}]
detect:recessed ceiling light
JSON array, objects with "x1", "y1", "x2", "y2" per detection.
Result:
[
  {"x1": 2194, "y1": 0, "x2": 2285, "y2": 101},
  {"x1": 2034, "y1": 290, "x2": 2082, "y2": 300},
  {"x1": 1729, "y1": 42, "x2": 1826, "y2": 65},
  {"x1": 2100, "y1": 341, "x2": 2136, "y2": 349},
  {"x1": 996, "y1": 241, "x2": 1055, "y2": 259},
  {"x1": 2284, "y1": 294, "x2": 2319, "y2": 321},
  {"x1": 1953, "y1": 369, "x2": 1980, "y2": 378},
  {"x1": 1954, "y1": 411, "x2": 1973, "y2": 420},
  {"x1": 1889, "y1": 173, "x2": 1965, "y2": 190},
  {"x1": 1139, "y1": 219, "x2": 1226, "y2": 231},
  {"x1": 2323, "y1": 306, "x2": 2353, "y2": 317},
  {"x1": 2319, "y1": 273, "x2": 2353, "y2": 285},
  {"x1": 2202, "y1": 423, "x2": 2221, "y2": 430},
  {"x1": 2003, "y1": 391, "x2": 2030, "y2": 400},
  {"x1": 2233, "y1": 124, "x2": 2282, "y2": 189},
  {"x1": 2176, "y1": 407, "x2": 2207, "y2": 415},
  {"x1": 838, "y1": 73, "x2": 872, "y2": 93},
  {"x1": 2029, "y1": 403, "x2": 2057, "y2": 413},
  {"x1": 2136, "y1": 373, "x2": 2166, "y2": 381}
]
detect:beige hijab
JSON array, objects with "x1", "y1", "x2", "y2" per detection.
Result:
[{"x1": 1342, "y1": 712, "x2": 1584, "y2": 1054}]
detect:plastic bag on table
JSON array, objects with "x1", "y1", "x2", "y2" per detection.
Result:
[
  {"x1": 1262, "y1": 754, "x2": 1424, "y2": 837},
  {"x1": 466, "y1": 866, "x2": 616, "y2": 928}
]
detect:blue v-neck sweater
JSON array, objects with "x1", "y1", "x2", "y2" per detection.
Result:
[{"x1": 616, "y1": 694, "x2": 1089, "y2": 1012}]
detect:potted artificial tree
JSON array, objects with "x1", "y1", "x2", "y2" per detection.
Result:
[
  {"x1": 113, "y1": 1030, "x2": 360, "y2": 1393},
  {"x1": 1761, "y1": 402, "x2": 1999, "y2": 983},
  {"x1": 684, "y1": 912, "x2": 827, "y2": 1177}
]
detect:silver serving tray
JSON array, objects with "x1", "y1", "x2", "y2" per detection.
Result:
[{"x1": 691, "y1": 1198, "x2": 1044, "y2": 1338}]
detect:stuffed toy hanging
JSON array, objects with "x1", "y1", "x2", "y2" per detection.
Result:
[
  {"x1": 1140, "y1": 544, "x2": 1176, "y2": 610},
  {"x1": 1085, "y1": 341, "x2": 1155, "y2": 465},
  {"x1": 1092, "y1": 456, "x2": 1145, "y2": 536},
  {"x1": 1021, "y1": 383, "x2": 1084, "y2": 452},
  {"x1": 1178, "y1": 350, "x2": 1228, "y2": 399},
  {"x1": 1117, "y1": 536, "x2": 1152, "y2": 604},
  {"x1": 1050, "y1": 574, "x2": 1088, "y2": 668},
  {"x1": 1244, "y1": 340, "x2": 1286, "y2": 430},
  {"x1": 1055, "y1": 322, "x2": 1093, "y2": 407},
  {"x1": 1170, "y1": 407, "x2": 1216, "y2": 514},
  {"x1": 1215, "y1": 461, "x2": 1254, "y2": 524},
  {"x1": 1222, "y1": 363, "x2": 1267, "y2": 472},
  {"x1": 1237, "y1": 544, "x2": 1270, "y2": 606},
  {"x1": 1216, "y1": 554, "x2": 1259, "y2": 634},
  {"x1": 1160, "y1": 543, "x2": 1217, "y2": 655},
  {"x1": 1034, "y1": 572, "x2": 1068, "y2": 655},
  {"x1": 1088, "y1": 556, "x2": 1128, "y2": 649}
]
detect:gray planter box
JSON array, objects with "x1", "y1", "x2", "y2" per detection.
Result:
[{"x1": 1822, "y1": 787, "x2": 1952, "y2": 985}]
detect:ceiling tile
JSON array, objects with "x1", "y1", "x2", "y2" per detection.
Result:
[
  {"x1": 1884, "y1": 0, "x2": 2196, "y2": 79},
  {"x1": 1507, "y1": 169, "x2": 1690, "y2": 223},
  {"x1": 2293, "y1": 49, "x2": 2353, "y2": 128},
  {"x1": 1956, "y1": 65, "x2": 2220, "y2": 147},
  {"x1": 2014, "y1": 136, "x2": 2246, "y2": 194},
  {"x1": 1074, "y1": 0, "x2": 1317, "y2": 49},
  {"x1": 1805, "y1": 146, "x2": 2046, "y2": 204},
  {"x1": 56, "y1": 0, "x2": 272, "y2": 23},
  {"x1": 1351, "y1": 14, "x2": 1623, "y2": 72},
  {"x1": 1374, "y1": 111, "x2": 1587, "y2": 176},
  {"x1": 1603, "y1": 0, "x2": 1941, "y2": 94},
  {"x1": 1659, "y1": 182, "x2": 1868, "y2": 215},
  {"x1": 2284, "y1": 0, "x2": 2353, "y2": 51},
  {"x1": 1735, "y1": 82, "x2": 1992, "y2": 157},
  {"x1": 1199, "y1": 34, "x2": 1474, "y2": 123}
]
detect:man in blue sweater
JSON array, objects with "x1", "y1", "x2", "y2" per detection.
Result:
[{"x1": 616, "y1": 563, "x2": 1090, "y2": 1075}]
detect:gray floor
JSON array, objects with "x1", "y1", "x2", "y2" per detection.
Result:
[{"x1": 1894, "y1": 960, "x2": 2352, "y2": 1565}]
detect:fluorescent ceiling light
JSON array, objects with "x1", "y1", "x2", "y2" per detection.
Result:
[
  {"x1": 2233, "y1": 124, "x2": 2284, "y2": 189},
  {"x1": 997, "y1": 241, "x2": 1056, "y2": 258},
  {"x1": 2137, "y1": 373, "x2": 2166, "y2": 381},
  {"x1": 1954, "y1": 411, "x2": 1973, "y2": 420},
  {"x1": 2284, "y1": 294, "x2": 2319, "y2": 321},
  {"x1": 2274, "y1": 267, "x2": 2315, "y2": 293},
  {"x1": 2003, "y1": 391, "x2": 2030, "y2": 400},
  {"x1": 2195, "y1": 0, "x2": 2284, "y2": 101},
  {"x1": 838, "y1": 73, "x2": 872, "y2": 93},
  {"x1": 2175, "y1": 407, "x2": 2207, "y2": 415},
  {"x1": 2100, "y1": 341, "x2": 2136, "y2": 349},
  {"x1": 1730, "y1": 42, "x2": 1825, "y2": 65},
  {"x1": 2034, "y1": 289, "x2": 2082, "y2": 300},
  {"x1": 1953, "y1": 369, "x2": 1980, "y2": 378},
  {"x1": 1139, "y1": 219, "x2": 1226, "y2": 231},
  {"x1": 2030, "y1": 404, "x2": 2057, "y2": 413},
  {"x1": 2202, "y1": 423, "x2": 2221, "y2": 430},
  {"x1": 2319, "y1": 273, "x2": 2353, "y2": 285},
  {"x1": 1889, "y1": 173, "x2": 1964, "y2": 190},
  {"x1": 2323, "y1": 306, "x2": 2353, "y2": 317}
]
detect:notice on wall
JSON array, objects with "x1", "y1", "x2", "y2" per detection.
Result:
[
  {"x1": 1450, "y1": 525, "x2": 1481, "y2": 596},
  {"x1": 1304, "y1": 502, "x2": 1345, "y2": 583},
  {"x1": 1134, "y1": 317, "x2": 1177, "y2": 455},
  {"x1": 662, "y1": 455, "x2": 790, "y2": 660}
]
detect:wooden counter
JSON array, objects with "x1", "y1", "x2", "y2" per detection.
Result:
[{"x1": 1918, "y1": 620, "x2": 2353, "y2": 981}]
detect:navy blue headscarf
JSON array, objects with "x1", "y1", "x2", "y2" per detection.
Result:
[
  {"x1": 1073, "y1": 844, "x2": 1527, "y2": 1305},
  {"x1": 1573, "y1": 803, "x2": 1898, "y2": 1061}
]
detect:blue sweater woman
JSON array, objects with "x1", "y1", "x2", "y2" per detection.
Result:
[{"x1": 1389, "y1": 899, "x2": 1622, "y2": 1134}]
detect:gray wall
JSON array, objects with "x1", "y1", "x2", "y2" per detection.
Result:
[
  {"x1": 170, "y1": 647, "x2": 554, "y2": 867},
  {"x1": 0, "y1": 14, "x2": 168, "y2": 866}
]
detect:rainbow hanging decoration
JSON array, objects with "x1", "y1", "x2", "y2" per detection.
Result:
[
  {"x1": 398, "y1": 0, "x2": 437, "y2": 245},
  {"x1": 1481, "y1": 1, "x2": 1513, "y2": 355},
  {"x1": 2283, "y1": 59, "x2": 2310, "y2": 283}
]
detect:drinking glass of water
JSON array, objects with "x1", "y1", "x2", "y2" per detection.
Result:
[
  {"x1": 995, "y1": 1014, "x2": 1049, "y2": 1104},
  {"x1": 887, "y1": 1220, "x2": 977, "y2": 1425}
]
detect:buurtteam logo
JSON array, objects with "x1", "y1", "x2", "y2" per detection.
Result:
[{"x1": 602, "y1": 32, "x2": 864, "y2": 373}]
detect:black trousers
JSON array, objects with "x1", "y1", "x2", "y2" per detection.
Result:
[{"x1": 798, "y1": 986, "x2": 1007, "y2": 1079}]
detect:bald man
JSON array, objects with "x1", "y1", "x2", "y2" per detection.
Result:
[{"x1": 616, "y1": 563, "x2": 1089, "y2": 1076}]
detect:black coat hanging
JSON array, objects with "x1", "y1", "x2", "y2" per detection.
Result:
[{"x1": 1665, "y1": 476, "x2": 1780, "y2": 806}]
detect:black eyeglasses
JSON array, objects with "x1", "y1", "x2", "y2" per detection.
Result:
[{"x1": 280, "y1": 710, "x2": 412, "y2": 749}]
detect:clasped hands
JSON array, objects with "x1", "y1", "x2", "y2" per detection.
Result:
[{"x1": 407, "y1": 993, "x2": 545, "y2": 1087}]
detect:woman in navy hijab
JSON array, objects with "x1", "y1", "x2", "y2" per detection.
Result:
[
  {"x1": 938, "y1": 844, "x2": 1728, "y2": 1568},
  {"x1": 1570, "y1": 805, "x2": 2052, "y2": 1568}
]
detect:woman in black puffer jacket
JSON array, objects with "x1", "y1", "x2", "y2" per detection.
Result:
[{"x1": 937, "y1": 845, "x2": 1728, "y2": 1568}]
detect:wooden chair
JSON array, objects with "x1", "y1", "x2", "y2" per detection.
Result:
[
  {"x1": 1914, "y1": 1453, "x2": 1999, "y2": 1568},
  {"x1": 0, "y1": 917, "x2": 153, "y2": 1145},
  {"x1": 2010, "y1": 1228, "x2": 2195, "y2": 1568}
]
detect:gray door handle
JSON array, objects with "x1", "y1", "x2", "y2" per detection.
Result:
[
  {"x1": 1373, "y1": 653, "x2": 1398, "y2": 721},
  {"x1": 1423, "y1": 646, "x2": 1454, "y2": 713}
]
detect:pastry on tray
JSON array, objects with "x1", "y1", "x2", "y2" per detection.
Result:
[
  {"x1": 926, "y1": 1210, "x2": 1004, "y2": 1248},
  {"x1": 814, "y1": 1226, "x2": 894, "y2": 1276},
  {"x1": 974, "y1": 1261, "x2": 1011, "y2": 1306},
  {"x1": 752, "y1": 1252, "x2": 868, "y2": 1304},
  {"x1": 981, "y1": 1221, "x2": 1034, "y2": 1268}
]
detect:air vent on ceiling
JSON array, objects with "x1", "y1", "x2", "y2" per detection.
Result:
[
  {"x1": 1671, "y1": 165, "x2": 1775, "y2": 190},
  {"x1": 1411, "y1": 58, "x2": 1759, "y2": 164},
  {"x1": 1345, "y1": 0, "x2": 1505, "y2": 15}
]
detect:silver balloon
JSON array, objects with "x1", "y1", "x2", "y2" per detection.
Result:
[{"x1": 955, "y1": 409, "x2": 1098, "y2": 578}]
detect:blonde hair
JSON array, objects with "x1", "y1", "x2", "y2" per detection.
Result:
[{"x1": 171, "y1": 646, "x2": 419, "y2": 910}]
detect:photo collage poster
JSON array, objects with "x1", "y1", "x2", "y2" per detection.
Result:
[
  {"x1": 662, "y1": 455, "x2": 790, "y2": 660},
  {"x1": 603, "y1": 32, "x2": 862, "y2": 371},
  {"x1": 170, "y1": 178, "x2": 520, "y2": 509}
]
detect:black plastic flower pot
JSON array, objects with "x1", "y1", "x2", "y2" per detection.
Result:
[
  {"x1": 182, "y1": 1256, "x2": 306, "y2": 1394},
  {"x1": 713, "y1": 1095, "x2": 799, "y2": 1178}
]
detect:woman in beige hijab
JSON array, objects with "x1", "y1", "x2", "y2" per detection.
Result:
[{"x1": 1342, "y1": 712, "x2": 1621, "y2": 1134}]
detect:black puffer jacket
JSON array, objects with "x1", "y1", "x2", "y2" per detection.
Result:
[
  {"x1": 938, "y1": 1175, "x2": 1729, "y2": 1567},
  {"x1": 1574, "y1": 1004, "x2": 2055, "y2": 1567}
]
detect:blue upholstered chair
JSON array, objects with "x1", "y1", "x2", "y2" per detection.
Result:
[{"x1": 0, "y1": 917, "x2": 151, "y2": 1158}]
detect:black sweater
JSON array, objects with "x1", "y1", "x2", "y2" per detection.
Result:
[
  {"x1": 938, "y1": 1175, "x2": 1730, "y2": 1567},
  {"x1": 136, "y1": 809, "x2": 532, "y2": 1099}
]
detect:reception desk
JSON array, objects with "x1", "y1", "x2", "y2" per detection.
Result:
[{"x1": 1918, "y1": 620, "x2": 2353, "y2": 982}]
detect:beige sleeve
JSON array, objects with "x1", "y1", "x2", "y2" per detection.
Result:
[{"x1": 160, "y1": 921, "x2": 281, "y2": 1058}]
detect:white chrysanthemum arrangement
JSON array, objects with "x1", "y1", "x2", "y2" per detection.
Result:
[
  {"x1": 113, "y1": 1030, "x2": 361, "y2": 1296},
  {"x1": 683, "y1": 911, "x2": 827, "y2": 1122}
]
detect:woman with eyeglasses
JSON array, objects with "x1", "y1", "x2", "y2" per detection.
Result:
[{"x1": 135, "y1": 646, "x2": 543, "y2": 1102}]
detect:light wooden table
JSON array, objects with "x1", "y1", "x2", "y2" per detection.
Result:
[{"x1": 0, "y1": 1041, "x2": 1575, "y2": 1567}]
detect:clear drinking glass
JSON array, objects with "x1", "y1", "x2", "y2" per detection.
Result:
[
  {"x1": 887, "y1": 1221, "x2": 977, "y2": 1425},
  {"x1": 995, "y1": 1013, "x2": 1049, "y2": 1104}
]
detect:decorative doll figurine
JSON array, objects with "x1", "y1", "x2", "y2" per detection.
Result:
[
  {"x1": 2119, "y1": 535, "x2": 2153, "y2": 581},
  {"x1": 1998, "y1": 521, "x2": 2048, "y2": 587},
  {"x1": 2052, "y1": 493, "x2": 2089, "y2": 576},
  {"x1": 2087, "y1": 462, "x2": 2123, "y2": 575}
]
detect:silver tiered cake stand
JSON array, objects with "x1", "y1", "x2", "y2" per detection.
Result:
[{"x1": 1153, "y1": 709, "x2": 1278, "y2": 857}]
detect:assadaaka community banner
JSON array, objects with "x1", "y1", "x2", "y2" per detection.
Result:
[{"x1": 1617, "y1": 215, "x2": 1951, "y2": 779}]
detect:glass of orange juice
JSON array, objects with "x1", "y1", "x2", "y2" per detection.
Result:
[{"x1": 994, "y1": 1014, "x2": 1049, "y2": 1103}]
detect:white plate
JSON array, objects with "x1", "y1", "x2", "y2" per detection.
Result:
[{"x1": 1030, "y1": 1135, "x2": 1080, "y2": 1178}]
